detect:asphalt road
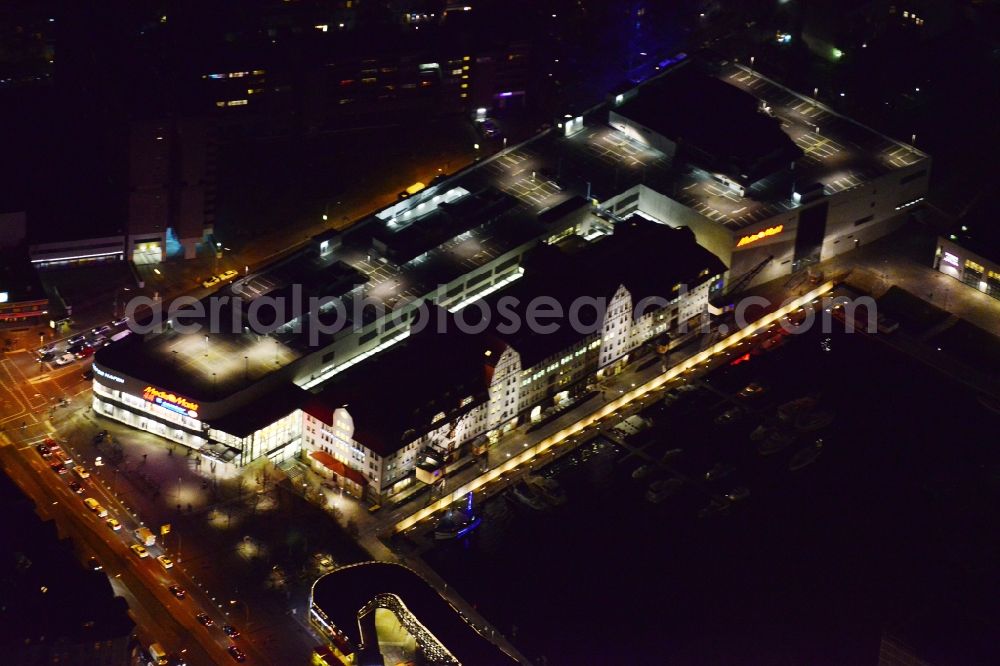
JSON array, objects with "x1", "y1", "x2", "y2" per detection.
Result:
[{"x1": 0, "y1": 440, "x2": 266, "y2": 665}]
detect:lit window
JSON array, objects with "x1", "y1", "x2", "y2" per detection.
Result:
[{"x1": 964, "y1": 259, "x2": 985, "y2": 272}]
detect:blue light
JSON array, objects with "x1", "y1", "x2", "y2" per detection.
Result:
[{"x1": 456, "y1": 515, "x2": 481, "y2": 538}]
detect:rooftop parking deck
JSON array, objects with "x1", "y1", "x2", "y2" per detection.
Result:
[{"x1": 102, "y1": 58, "x2": 928, "y2": 399}]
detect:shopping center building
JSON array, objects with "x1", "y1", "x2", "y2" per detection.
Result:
[{"x1": 93, "y1": 57, "x2": 929, "y2": 500}]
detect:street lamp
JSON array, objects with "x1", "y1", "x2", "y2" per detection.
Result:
[
  {"x1": 229, "y1": 599, "x2": 250, "y2": 625},
  {"x1": 114, "y1": 287, "x2": 131, "y2": 317}
]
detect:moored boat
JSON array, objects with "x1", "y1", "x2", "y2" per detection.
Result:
[
  {"x1": 795, "y1": 410, "x2": 835, "y2": 432},
  {"x1": 777, "y1": 397, "x2": 818, "y2": 421},
  {"x1": 789, "y1": 439, "x2": 824, "y2": 471},
  {"x1": 758, "y1": 429, "x2": 796, "y2": 456},
  {"x1": 508, "y1": 480, "x2": 548, "y2": 510},
  {"x1": 527, "y1": 474, "x2": 567, "y2": 506},
  {"x1": 434, "y1": 493, "x2": 482, "y2": 540}
]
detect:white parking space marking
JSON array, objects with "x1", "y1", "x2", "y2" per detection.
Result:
[
  {"x1": 884, "y1": 146, "x2": 921, "y2": 168},
  {"x1": 826, "y1": 173, "x2": 863, "y2": 194}
]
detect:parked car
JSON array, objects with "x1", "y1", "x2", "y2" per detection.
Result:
[
  {"x1": 54, "y1": 353, "x2": 75, "y2": 366},
  {"x1": 738, "y1": 382, "x2": 767, "y2": 398}
]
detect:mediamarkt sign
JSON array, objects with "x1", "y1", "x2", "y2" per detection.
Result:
[
  {"x1": 142, "y1": 386, "x2": 200, "y2": 418},
  {"x1": 736, "y1": 224, "x2": 783, "y2": 248}
]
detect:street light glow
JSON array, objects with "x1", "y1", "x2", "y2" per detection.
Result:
[{"x1": 394, "y1": 281, "x2": 836, "y2": 533}]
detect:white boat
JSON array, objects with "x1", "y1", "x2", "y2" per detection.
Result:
[
  {"x1": 777, "y1": 397, "x2": 818, "y2": 422},
  {"x1": 795, "y1": 411, "x2": 834, "y2": 432},
  {"x1": 758, "y1": 429, "x2": 796, "y2": 456},
  {"x1": 698, "y1": 497, "x2": 731, "y2": 519},
  {"x1": 789, "y1": 439, "x2": 824, "y2": 471},
  {"x1": 508, "y1": 480, "x2": 548, "y2": 510},
  {"x1": 527, "y1": 475, "x2": 566, "y2": 506},
  {"x1": 632, "y1": 464, "x2": 652, "y2": 480},
  {"x1": 645, "y1": 477, "x2": 684, "y2": 504},
  {"x1": 724, "y1": 486, "x2": 750, "y2": 502},
  {"x1": 660, "y1": 448, "x2": 684, "y2": 462}
]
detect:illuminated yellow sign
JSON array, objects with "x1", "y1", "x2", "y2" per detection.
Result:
[
  {"x1": 737, "y1": 224, "x2": 784, "y2": 248},
  {"x1": 142, "y1": 386, "x2": 199, "y2": 417}
]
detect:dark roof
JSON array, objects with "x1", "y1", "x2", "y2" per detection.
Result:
[
  {"x1": 950, "y1": 198, "x2": 1000, "y2": 263},
  {"x1": 0, "y1": 474, "x2": 134, "y2": 651},
  {"x1": 476, "y1": 217, "x2": 725, "y2": 367},
  {"x1": 311, "y1": 562, "x2": 516, "y2": 665},
  {"x1": 309, "y1": 313, "x2": 497, "y2": 455},
  {"x1": 310, "y1": 219, "x2": 724, "y2": 452},
  {"x1": 615, "y1": 64, "x2": 802, "y2": 185},
  {"x1": 0, "y1": 247, "x2": 47, "y2": 303},
  {"x1": 209, "y1": 381, "x2": 312, "y2": 438}
]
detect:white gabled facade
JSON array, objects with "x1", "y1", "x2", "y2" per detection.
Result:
[
  {"x1": 487, "y1": 346, "x2": 522, "y2": 432},
  {"x1": 298, "y1": 270, "x2": 719, "y2": 501}
]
